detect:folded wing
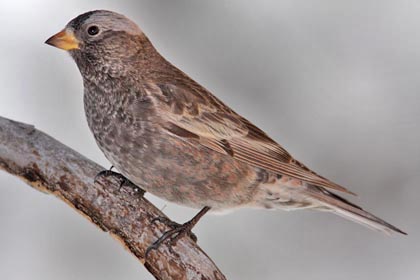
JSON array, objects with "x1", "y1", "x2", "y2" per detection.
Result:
[{"x1": 145, "y1": 81, "x2": 355, "y2": 195}]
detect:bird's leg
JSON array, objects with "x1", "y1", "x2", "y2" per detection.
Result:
[
  {"x1": 94, "y1": 165, "x2": 127, "y2": 188},
  {"x1": 145, "y1": 206, "x2": 211, "y2": 259},
  {"x1": 95, "y1": 165, "x2": 116, "y2": 179},
  {"x1": 94, "y1": 165, "x2": 145, "y2": 195},
  {"x1": 149, "y1": 216, "x2": 198, "y2": 243}
]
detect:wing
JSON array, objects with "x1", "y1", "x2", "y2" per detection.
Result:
[{"x1": 143, "y1": 81, "x2": 355, "y2": 195}]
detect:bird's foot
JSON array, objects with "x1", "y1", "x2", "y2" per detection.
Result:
[
  {"x1": 145, "y1": 206, "x2": 210, "y2": 259},
  {"x1": 95, "y1": 165, "x2": 118, "y2": 182},
  {"x1": 152, "y1": 216, "x2": 198, "y2": 242},
  {"x1": 145, "y1": 219, "x2": 197, "y2": 259},
  {"x1": 94, "y1": 166, "x2": 145, "y2": 195}
]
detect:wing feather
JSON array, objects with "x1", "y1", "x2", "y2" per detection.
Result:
[{"x1": 145, "y1": 81, "x2": 355, "y2": 195}]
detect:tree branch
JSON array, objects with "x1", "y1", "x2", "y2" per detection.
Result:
[{"x1": 0, "y1": 116, "x2": 226, "y2": 280}]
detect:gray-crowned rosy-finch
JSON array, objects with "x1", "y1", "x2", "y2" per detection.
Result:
[{"x1": 45, "y1": 10, "x2": 405, "y2": 248}]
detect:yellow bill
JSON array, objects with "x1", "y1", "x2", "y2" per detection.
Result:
[{"x1": 45, "y1": 29, "x2": 79, "y2": 50}]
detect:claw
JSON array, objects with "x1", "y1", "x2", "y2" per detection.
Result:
[
  {"x1": 94, "y1": 165, "x2": 116, "y2": 183},
  {"x1": 94, "y1": 166, "x2": 145, "y2": 196},
  {"x1": 150, "y1": 216, "x2": 181, "y2": 228},
  {"x1": 145, "y1": 207, "x2": 210, "y2": 260}
]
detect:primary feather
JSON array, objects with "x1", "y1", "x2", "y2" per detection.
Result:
[{"x1": 147, "y1": 82, "x2": 355, "y2": 194}]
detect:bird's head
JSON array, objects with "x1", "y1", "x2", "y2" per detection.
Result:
[{"x1": 46, "y1": 10, "x2": 148, "y2": 79}]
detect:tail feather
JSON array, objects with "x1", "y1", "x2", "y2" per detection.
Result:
[{"x1": 305, "y1": 186, "x2": 406, "y2": 235}]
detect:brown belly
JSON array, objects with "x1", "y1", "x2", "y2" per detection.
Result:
[{"x1": 98, "y1": 128, "x2": 260, "y2": 210}]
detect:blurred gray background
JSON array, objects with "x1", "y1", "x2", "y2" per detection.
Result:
[{"x1": 0, "y1": 1, "x2": 418, "y2": 279}]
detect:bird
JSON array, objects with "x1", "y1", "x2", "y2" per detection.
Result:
[{"x1": 45, "y1": 10, "x2": 405, "y2": 252}]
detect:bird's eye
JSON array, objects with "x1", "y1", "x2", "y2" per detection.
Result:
[{"x1": 87, "y1": 25, "x2": 100, "y2": 36}]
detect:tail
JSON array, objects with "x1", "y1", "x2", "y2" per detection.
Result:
[{"x1": 305, "y1": 186, "x2": 406, "y2": 235}]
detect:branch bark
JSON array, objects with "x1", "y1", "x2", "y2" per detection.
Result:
[{"x1": 0, "y1": 116, "x2": 226, "y2": 280}]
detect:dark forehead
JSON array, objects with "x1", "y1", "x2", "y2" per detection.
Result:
[
  {"x1": 67, "y1": 10, "x2": 142, "y2": 35},
  {"x1": 69, "y1": 11, "x2": 97, "y2": 30}
]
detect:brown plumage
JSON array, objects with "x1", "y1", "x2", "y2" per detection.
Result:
[{"x1": 45, "y1": 10, "x2": 405, "y2": 235}]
